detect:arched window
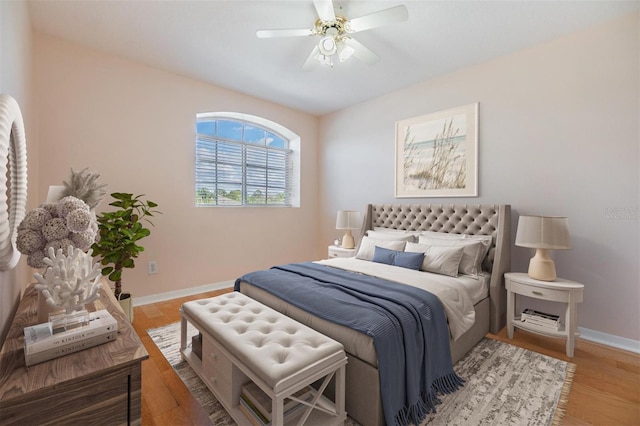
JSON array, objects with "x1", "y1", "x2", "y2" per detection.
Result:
[{"x1": 195, "y1": 112, "x2": 300, "y2": 207}]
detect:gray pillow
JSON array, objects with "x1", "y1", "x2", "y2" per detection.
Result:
[{"x1": 405, "y1": 242, "x2": 465, "y2": 277}]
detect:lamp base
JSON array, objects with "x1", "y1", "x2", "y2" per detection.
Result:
[
  {"x1": 341, "y1": 230, "x2": 355, "y2": 249},
  {"x1": 528, "y1": 248, "x2": 557, "y2": 281}
]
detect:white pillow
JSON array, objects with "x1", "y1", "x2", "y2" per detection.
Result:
[
  {"x1": 420, "y1": 231, "x2": 492, "y2": 260},
  {"x1": 418, "y1": 234, "x2": 487, "y2": 277},
  {"x1": 405, "y1": 242, "x2": 464, "y2": 277},
  {"x1": 355, "y1": 236, "x2": 407, "y2": 261},
  {"x1": 366, "y1": 230, "x2": 417, "y2": 242}
]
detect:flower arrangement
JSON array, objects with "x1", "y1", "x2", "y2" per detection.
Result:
[
  {"x1": 62, "y1": 167, "x2": 108, "y2": 210},
  {"x1": 16, "y1": 168, "x2": 107, "y2": 269},
  {"x1": 16, "y1": 195, "x2": 97, "y2": 268},
  {"x1": 34, "y1": 246, "x2": 102, "y2": 314}
]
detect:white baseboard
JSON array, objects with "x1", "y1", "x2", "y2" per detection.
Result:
[
  {"x1": 578, "y1": 327, "x2": 640, "y2": 354},
  {"x1": 133, "y1": 281, "x2": 235, "y2": 307},
  {"x1": 134, "y1": 283, "x2": 640, "y2": 355}
]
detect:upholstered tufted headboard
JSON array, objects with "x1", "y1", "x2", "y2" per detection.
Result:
[{"x1": 360, "y1": 204, "x2": 511, "y2": 333}]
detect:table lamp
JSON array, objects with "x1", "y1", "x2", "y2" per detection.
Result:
[
  {"x1": 336, "y1": 210, "x2": 361, "y2": 249},
  {"x1": 515, "y1": 215, "x2": 571, "y2": 281}
]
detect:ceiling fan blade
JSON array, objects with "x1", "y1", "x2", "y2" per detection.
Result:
[
  {"x1": 302, "y1": 46, "x2": 321, "y2": 71},
  {"x1": 256, "y1": 28, "x2": 315, "y2": 38},
  {"x1": 346, "y1": 5, "x2": 409, "y2": 33},
  {"x1": 343, "y1": 38, "x2": 379, "y2": 65},
  {"x1": 313, "y1": 0, "x2": 336, "y2": 22}
]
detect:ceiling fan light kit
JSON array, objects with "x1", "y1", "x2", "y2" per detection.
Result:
[
  {"x1": 256, "y1": 0, "x2": 409, "y2": 69},
  {"x1": 318, "y1": 36, "x2": 337, "y2": 56},
  {"x1": 336, "y1": 41, "x2": 355, "y2": 62}
]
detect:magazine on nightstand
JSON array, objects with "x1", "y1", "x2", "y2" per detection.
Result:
[{"x1": 521, "y1": 309, "x2": 561, "y2": 331}]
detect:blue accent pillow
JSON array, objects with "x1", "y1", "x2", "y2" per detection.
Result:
[
  {"x1": 372, "y1": 246, "x2": 424, "y2": 271},
  {"x1": 371, "y1": 245, "x2": 396, "y2": 264},
  {"x1": 394, "y1": 251, "x2": 425, "y2": 270}
]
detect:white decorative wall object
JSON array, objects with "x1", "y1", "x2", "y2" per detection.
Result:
[{"x1": 0, "y1": 94, "x2": 28, "y2": 271}]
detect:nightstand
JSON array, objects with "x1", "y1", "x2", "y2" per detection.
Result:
[
  {"x1": 505, "y1": 272, "x2": 584, "y2": 357},
  {"x1": 328, "y1": 245, "x2": 356, "y2": 258}
]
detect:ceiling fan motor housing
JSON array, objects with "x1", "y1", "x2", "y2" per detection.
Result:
[
  {"x1": 257, "y1": 1, "x2": 409, "y2": 69},
  {"x1": 315, "y1": 15, "x2": 348, "y2": 37}
]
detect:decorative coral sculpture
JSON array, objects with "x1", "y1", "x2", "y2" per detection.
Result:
[{"x1": 33, "y1": 246, "x2": 102, "y2": 314}]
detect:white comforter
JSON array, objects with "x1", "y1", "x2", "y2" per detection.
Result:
[{"x1": 314, "y1": 257, "x2": 476, "y2": 340}]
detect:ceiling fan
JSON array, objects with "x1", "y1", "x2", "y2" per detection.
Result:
[{"x1": 256, "y1": 0, "x2": 409, "y2": 69}]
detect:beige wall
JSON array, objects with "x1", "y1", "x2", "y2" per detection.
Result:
[
  {"x1": 319, "y1": 13, "x2": 640, "y2": 342},
  {"x1": 2, "y1": 7, "x2": 637, "y2": 348},
  {"x1": 0, "y1": 0, "x2": 37, "y2": 344},
  {"x1": 33, "y1": 34, "x2": 320, "y2": 299}
]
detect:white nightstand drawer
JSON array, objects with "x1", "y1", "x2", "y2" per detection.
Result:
[
  {"x1": 328, "y1": 245, "x2": 356, "y2": 258},
  {"x1": 508, "y1": 280, "x2": 570, "y2": 302},
  {"x1": 505, "y1": 272, "x2": 584, "y2": 357},
  {"x1": 202, "y1": 336, "x2": 234, "y2": 383},
  {"x1": 201, "y1": 336, "x2": 246, "y2": 408},
  {"x1": 204, "y1": 368, "x2": 234, "y2": 407}
]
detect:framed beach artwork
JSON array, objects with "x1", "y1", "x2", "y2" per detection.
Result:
[{"x1": 395, "y1": 103, "x2": 478, "y2": 198}]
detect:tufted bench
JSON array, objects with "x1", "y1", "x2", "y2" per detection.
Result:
[{"x1": 180, "y1": 292, "x2": 347, "y2": 425}]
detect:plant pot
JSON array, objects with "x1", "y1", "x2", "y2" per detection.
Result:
[{"x1": 118, "y1": 292, "x2": 134, "y2": 322}]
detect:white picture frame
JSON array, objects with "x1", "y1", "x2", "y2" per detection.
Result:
[{"x1": 395, "y1": 103, "x2": 478, "y2": 198}]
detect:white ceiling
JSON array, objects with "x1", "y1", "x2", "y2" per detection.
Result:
[{"x1": 27, "y1": 0, "x2": 639, "y2": 116}]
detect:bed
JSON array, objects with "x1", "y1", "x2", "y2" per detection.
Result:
[{"x1": 236, "y1": 204, "x2": 511, "y2": 426}]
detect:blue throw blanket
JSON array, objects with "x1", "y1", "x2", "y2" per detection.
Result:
[{"x1": 234, "y1": 262, "x2": 464, "y2": 426}]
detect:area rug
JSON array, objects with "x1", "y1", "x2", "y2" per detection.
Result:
[{"x1": 148, "y1": 322, "x2": 575, "y2": 426}]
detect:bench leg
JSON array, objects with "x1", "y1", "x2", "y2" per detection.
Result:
[
  {"x1": 335, "y1": 365, "x2": 346, "y2": 419},
  {"x1": 272, "y1": 395, "x2": 284, "y2": 425},
  {"x1": 180, "y1": 317, "x2": 187, "y2": 360},
  {"x1": 293, "y1": 368, "x2": 345, "y2": 426}
]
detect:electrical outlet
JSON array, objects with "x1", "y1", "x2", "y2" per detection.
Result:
[{"x1": 148, "y1": 261, "x2": 158, "y2": 275}]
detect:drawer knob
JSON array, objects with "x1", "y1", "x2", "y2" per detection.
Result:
[{"x1": 532, "y1": 291, "x2": 543, "y2": 296}]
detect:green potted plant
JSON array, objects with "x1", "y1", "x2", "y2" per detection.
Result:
[{"x1": 91, "y1": 192, "x2": 159, "y2": 321}]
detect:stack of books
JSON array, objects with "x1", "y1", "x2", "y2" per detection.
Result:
[
  {"x1": 239, "y1": 381, "x2": 313, "y2": 426},
  {"x1": 521, "y1": 309, "x2": 561, "y2": 331},
  {"x1": 23, "y1": 309, "x2": 118, "y2": 366}
]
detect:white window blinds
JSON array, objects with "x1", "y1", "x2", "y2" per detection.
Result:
[{"x1": 195, "y1": 115, "x2": 296, "y2": 207}]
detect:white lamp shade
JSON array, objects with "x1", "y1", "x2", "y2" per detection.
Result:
[
  {"x1": 336, "y1": 210, "x2": 360, "y2": 249},
  {"x1": 46, "y1": 185, "x2": 66, "y2": 203},
  {"x1": 336, "y1": 210, "x2": 361, "y2": 230},
  {"x1": 515, "y1": 215, "x2": 571, "y2": 250}
]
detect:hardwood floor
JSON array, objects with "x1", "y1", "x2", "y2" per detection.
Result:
[
  {"x1": 133, "y1": 288, "x2": 231, "y2": 426},
  {"x1": 133, "y1": 289, "x2": 640, "y2": 426}
]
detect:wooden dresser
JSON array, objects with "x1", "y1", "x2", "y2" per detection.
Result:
[{"x1": 0, "y1": 282, "x2": 148, "y2": 425}]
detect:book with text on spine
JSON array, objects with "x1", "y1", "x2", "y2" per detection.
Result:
[
  {"x1": 25, "y1": 329, "x2": 117, "y2": 366},
  {"x1": 24, "y1": 309, "x2": 117, "y2": 355}
]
